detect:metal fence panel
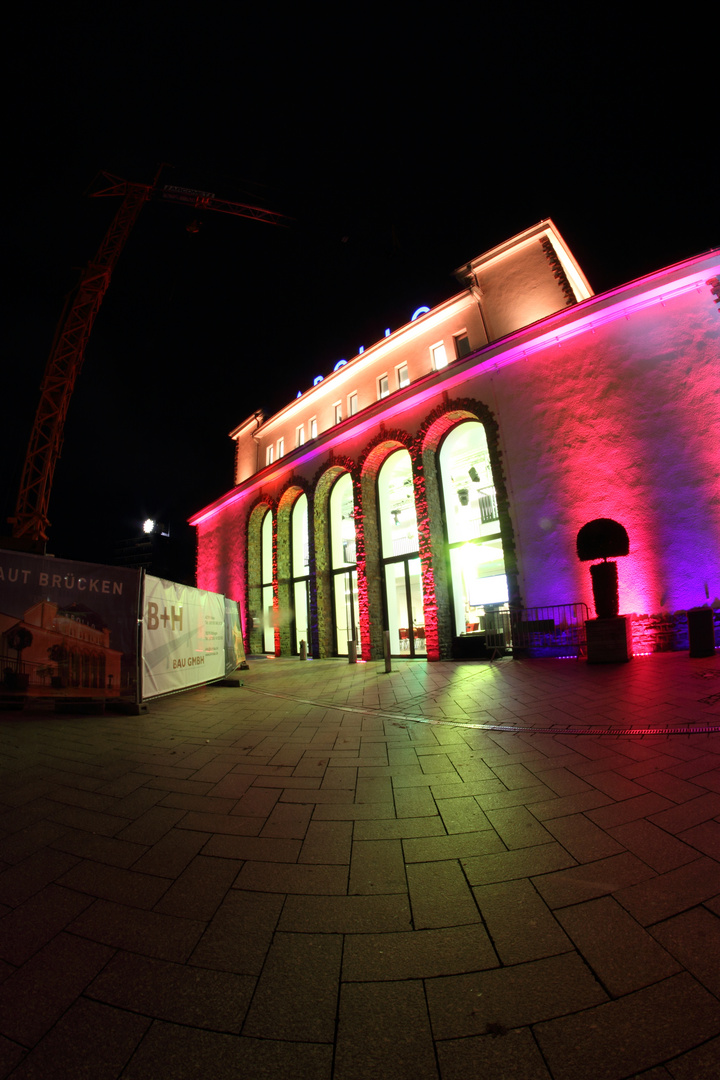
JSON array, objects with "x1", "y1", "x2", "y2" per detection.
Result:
[{"x1": 486, "y1": 603, "x2": 590, "y2": 659}]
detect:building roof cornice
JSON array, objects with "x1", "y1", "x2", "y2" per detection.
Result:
[{"x1": 190, "y1": 247, "x2": 719, "y2": 528}]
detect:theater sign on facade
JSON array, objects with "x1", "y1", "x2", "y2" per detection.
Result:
[{"x1": 190, "y1": 221, "x2": 720, "y2": 661}]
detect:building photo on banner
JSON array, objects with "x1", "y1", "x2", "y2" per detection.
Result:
[{"x1": 0, "y1": 550, "x2": 142, "y2": 706}]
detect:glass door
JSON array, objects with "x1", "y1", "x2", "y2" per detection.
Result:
[
  {"x1": 261, "y1": 510, "x2": 275, "y2": 653},
  {"x1": 329, "y1": 473, "x2": 359, "y2": 657},
  {"x1": 291, "y1": 494, "x2": 311, "y2": 655},
  {"x1": 333, "y1": 569, "x2": 360, "y2": 656},
  {"x1": 384, "y1": 557, "x2": 426, "y2": 657}
]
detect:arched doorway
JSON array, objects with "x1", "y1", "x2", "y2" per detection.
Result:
[
  {"x1": 260, "y1": 508, "x2": 275, "y2": 653},
  {"x1": 329, "y1": 472, "x2": 360, "y2": 656},
  {"x1": 291, "y1": 493, "x2": 311, "y2": 654},
  {"x1": 439, "y1": 420, "x2": 509, "y2": 639},
  {"x1": 377, "y1": 448, "x2": 426, "y2": 657},
  {"x1": 246, "y1": 499, "x2": 275, "y2": 656}
]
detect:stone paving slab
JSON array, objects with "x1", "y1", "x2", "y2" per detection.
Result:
[
  {"x1": 86, "y1": 951, "x2": 255, "y2": 1032},
  {"x1": 554, "y1": 895, "x2": 682, "y2": 995},
  {"x1": 4, "y1": 998, "x2": 150, "y2": 1080},
  {"x1": 426, "y1": 952, "x2": 608, "y2": 1038},
  {"x1": 0, "y1": 651, "x2": 719, "y2": 1078},
  {"x1": 437, "y1": 1026, "x2": 552, "y2": 1080},
  {"x1": 335, "y1": 981, "x2": 438, "y2": 1080},
  {"x1": 533, "y1": 973, "x2": 720, "y2": 1080}
]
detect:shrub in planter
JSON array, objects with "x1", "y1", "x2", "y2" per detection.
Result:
[
  {"x1": 590, "y1": 561, "x2": 618, "y2": 618},
  {"x1": 577, "y1": 518, "x2": 629, "y2": 618}
]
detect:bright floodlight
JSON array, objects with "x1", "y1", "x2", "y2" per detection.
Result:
[{"x1": 143, "y1": 519, "x2": 155, "y2": 534}]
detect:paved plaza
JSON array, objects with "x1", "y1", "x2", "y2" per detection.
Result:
[{"x1": 1, "y1": 650, "x2": 719, "y2": 1079}]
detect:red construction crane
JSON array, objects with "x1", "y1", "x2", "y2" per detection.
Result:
[{"x1": 9, "y1": 172, "x2": 288, "y2": 547}]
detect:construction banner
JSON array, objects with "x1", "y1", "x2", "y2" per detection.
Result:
[
  {"x1": 224, "y1": 597, "x2": 246, "y2": 675},
  {"x1": 0, "y1": 549, "x2": 142, "y2": 705},
  {"x1": 141, "y1": 576, "x2": 226, "y2": 698}
]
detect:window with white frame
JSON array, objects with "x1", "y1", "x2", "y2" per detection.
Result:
[
  {"x1": 378, "y1": 374, "x2": 389, "y2": 399},
  {"x1": 348, "y1": 391, "x2": 358, "y2": 416},
  {"x1": 454, "y1": 332, "x2": 471, "y2": 359},
  {"x1": 334, "y1": 402, "x2": 343, "y2": 424},
  {"x1": 277, "y1": 437, "x2": 284, "y2": 458},
  {"x1": 397, "y1": 363, "x2": 409, "y2": 389},
  {"x1": 309, "y1": 417, "x2": 317, "y2": 438},
  {"x1": 296, "y1": 424, "x2": 305, "y2": 447},
  {"x1": 431, "y1": 342, "x2": 448, "y2": 370},
  {"x1": 266, "y1": 444, "x2": 274, "y2": 466}
]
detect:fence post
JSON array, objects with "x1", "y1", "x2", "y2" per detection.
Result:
[{"x1": 383, "y1": 631, "x2": 392, "y2": 673}]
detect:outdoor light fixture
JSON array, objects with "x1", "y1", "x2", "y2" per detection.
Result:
[{"x1": 142, "y1": 520, "x2": 170, "y2": 537}]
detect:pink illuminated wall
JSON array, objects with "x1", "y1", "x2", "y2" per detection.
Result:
[
  {"x1": 490, "y1": 288, "x2": 720, "y2": 619},
  {"x1": 195, "y1": 502, "x2": 248, "y2": 642}
]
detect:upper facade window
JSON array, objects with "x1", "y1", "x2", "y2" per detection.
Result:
[
  {"x1": 378, "y1": 449, "x2": 419, "y2": 558},
  {"x1": 454, "y1": 333, "x2": 471, "y2": 359},
  {"x1": 330, "y1": 472, "x2": 357, "y2": 568},
  {"x1": 309, "y1": 417, "x2": 318, "y2": 439},
  {"x1": 349, "y1": 392, "x2": 358, "y2": 416},
  {"x1": 334, "y1": 402, "x2": 343, "y2": 424},
  {"x1": 266, "y1": 445, "x2": 274, "y2": 466},
  {"x1": 296, "y1": 424, "x2": 305, "y2": 447},
  {"x1": 378, "y1": 375, "x2": 389, "y2": 399},
  {"x1": 397, "y1": 363, "x2": 409, "y2": 389},
  {"x1": 431, "y1": 342, "x2": 448, "y2": 370},
  {"x1": 277, "y1": 437, "x2": 284, "y2": 458}
]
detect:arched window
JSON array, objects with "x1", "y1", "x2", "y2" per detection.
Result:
[
  {"x1": 329, "y1": 473, "x2": 360, "y2": 656},
  {"x1": 378, "y1": 449, "x2": 426, "y2": 657},
  {"x1": 261, "y1": 509, "x2": 275, "y2": 652},
  {"x1": 439, "y1": 422, "x2": 508, "y2": 636},
  {"x1": 291, "y1": 494, "x2": 311, "y2": 654}
]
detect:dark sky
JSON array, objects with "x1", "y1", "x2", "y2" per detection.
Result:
[{"x1": 2, "y1": 5, "x2": 716, "y2": 579}]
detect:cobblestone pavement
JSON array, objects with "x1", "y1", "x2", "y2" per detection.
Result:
[{"x1": 0, "y1": 651, "x2": 719, "y2": 1079}]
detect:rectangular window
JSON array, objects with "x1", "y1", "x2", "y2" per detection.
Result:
[
  {"x1": 277, "y1": 437, "x2": 284, "y2": 458},
  {"x1": 334, "y1": 402, "x2": 343, "y2": 424},
  {"x1": 266, "y1": 445, "x2": 274, "y2": 466},
  {"x1": 397, "y1": 363, "x2": 409, "y2": 389},
  {"x1": 309, "y1": 417, "x2": 317, "y2": 438},
  {"x1": 296, "y1": 424, "x2": 305, "y2": 447},
  {"x1": 348, "y1": 392, "x2": 358, "y2": 416},
  {"x1": 454, "y1": 333, "x2": 471, "y2": 359},
  {"x1": 378, "y1": 375, "x2": 389, "y2": 399},
  {"x1": 431, "y1": 342, "x2": 448, "y2": 370}
]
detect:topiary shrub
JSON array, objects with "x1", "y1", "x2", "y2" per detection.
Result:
[{"x1": 577, "y1": 518, "x2": 629, "y2": 619}]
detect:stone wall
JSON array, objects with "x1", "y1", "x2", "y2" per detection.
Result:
[{"x1": 631, "y1": 608, "x2": 720, "y2": 654}]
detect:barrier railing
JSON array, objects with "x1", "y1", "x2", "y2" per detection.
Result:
[{"x1": 484, "y1": 603, "x2": 590, "y2": 660}]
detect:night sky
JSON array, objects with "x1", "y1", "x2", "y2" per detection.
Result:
[{"x1": 3, "y1": 6, "x2": 716, "y2": 581}]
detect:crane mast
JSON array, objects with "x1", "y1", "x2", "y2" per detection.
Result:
[{"x1": 9, "y1": 172, "x2": 286, "y2": 547}]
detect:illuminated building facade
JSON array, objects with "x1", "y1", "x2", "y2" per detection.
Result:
[{"x1": 190, "y1": 222, "x2": 720, "y2": 660}]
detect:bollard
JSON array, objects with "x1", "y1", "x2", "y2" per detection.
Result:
[
  {"x1": 348, "y1": 640, "x2": 357, "y2": 664},
  {"x1": 383, "y1": 630, "x2": 392, "y2": 673},
  {"x1": 299, "y1": 640, "x2": 307, "y2": 661}
]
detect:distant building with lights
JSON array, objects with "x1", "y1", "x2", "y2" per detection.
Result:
[{"x1": 190, "y1": 221, "x2": 720, "y2": 660}]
